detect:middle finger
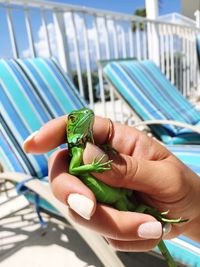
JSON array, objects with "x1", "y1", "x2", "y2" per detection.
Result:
[{"x1": 68, "y1": 204, "x2": 162, "y2": 242}]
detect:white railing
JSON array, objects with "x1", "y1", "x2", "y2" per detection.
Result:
[{"x1": 0, "y1": 0, "x2": 200, "y2": 121}]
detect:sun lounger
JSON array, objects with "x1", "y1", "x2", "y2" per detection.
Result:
[{"x1": 100, "y1": 59, "x2": 200, "y2": 145}]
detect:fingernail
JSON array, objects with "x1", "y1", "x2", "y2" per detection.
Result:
[
  {"x1": 67, "y1": 193, "x2": 94, "y2": 220},
  {"x1": 162, "y1": 223, "x2": 172, "y2": 237},
  {"x1": 138, "y1": 221, "x2": 162, "y2": 239},
  {"x1": 23, "y1": 131, "x2": 39, "y2": 152}
]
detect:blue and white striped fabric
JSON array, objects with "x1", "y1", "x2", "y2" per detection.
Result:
[
  {"x1": 0, "y1": 58, "x2": 200, "y2": 267},
  {"x1": 0, "y1": 58, "x2": 85, "y2": 177},
  {"x1": 103, "y1": 60, "x2": 200, "y2": 144},
  {"x1": 15, "y1": 57, "x2": 86, "y2": 116},
  {"x1": 167, "y1": 145, "x2": 200, "y2": 175},
  {"x1": 0, "y1": 60, "x2": 50, "y2": 177}
]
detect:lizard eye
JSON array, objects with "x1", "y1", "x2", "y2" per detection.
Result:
[{"x1": 69, "y1": 115, "x2": 76, "y2": 123}]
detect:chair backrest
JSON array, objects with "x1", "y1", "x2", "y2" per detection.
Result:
[
  {"x1": 0, "y1": 58, "x2": 86, "y2": 177},
  {"x1": 15, "y1": 58, "x2": 86, "y2": 116},
  {"x1": 102, "y1": 59, "x2": 200, "y2": 138}
]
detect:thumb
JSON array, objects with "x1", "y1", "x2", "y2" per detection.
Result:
[{"x1": 83, "y1": 142, "x2": 179, "y2": 199}]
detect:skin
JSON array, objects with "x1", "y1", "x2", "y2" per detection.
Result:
[{"x1": 24, "y1": 113, "x2": 200, "y2": 259}]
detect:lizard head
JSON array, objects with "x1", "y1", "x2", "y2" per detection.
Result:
[{"x1": 67, "y1": 108, "x2": 95, "y2": 146}]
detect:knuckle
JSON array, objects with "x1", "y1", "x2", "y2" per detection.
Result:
[
  {"x1": 122, "y1": 155, "x2": 139, "y2": 187},
  {"x1": 164, "y1": 160, "x2": 185, "y2": 195}
]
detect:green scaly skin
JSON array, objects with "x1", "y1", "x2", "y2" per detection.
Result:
[{"x1": 66, "y1": 107, "x2": 184, "y2": 267}]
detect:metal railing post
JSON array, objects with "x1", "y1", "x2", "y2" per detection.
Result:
[
  {"x1": 40, "y1": 8, "x2": 52, "y2": 58},
  {"x1": 70, "y1": 12, "x2": 84, "y2": 97},
  {"x1": 6, "y1": 6, "x2": 19, "y2": 58},
  {"x1": 145, "y1": 0, "x2": 160, "y2": 66},
  {"x1": 82, "y1": 13, "x2": 94, "y2": 109},
  {"x1": 53, "y1": 10, "x2": 72, "y2": 77},
  {"x1": 93, "y1": 15, "x2": 106, "y2": 116},
  {"x1": 24, "y1": 6, "x2": 36, "y2": 58},
  {"x1": 194, "y1": 10, "x2": 200, "y2": 28}
]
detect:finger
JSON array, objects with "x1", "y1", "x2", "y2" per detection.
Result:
[
  {"x1": 83, "y1": 142, "x2": 182, "y2": 198},
  {"x1": 23, "y1": 116, "x2": 67, "y2": 154},
  {"x1": 106, "y1": 238, "x2": 159, "y2": 252},
  {"x1": 23, "y1": 115, "x2": 110, "y2": 154},
  {"x1": 24, "y1": 114, "x2": 169, "y2": 160},
  {"x1": 48, "y1": 148, "x2": 97, "y2": 219},
  {"x1": 94, "y1": 119, "x2": 168, "y2": 160},
  {"x1": 68, "y1": 203, "x2": 162, "y2": 241}
]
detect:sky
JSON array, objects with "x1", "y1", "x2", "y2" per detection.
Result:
[{"x1": 0, "y1": 0, "x2": 181, "y2": 60}]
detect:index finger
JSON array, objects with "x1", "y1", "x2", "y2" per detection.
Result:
[
  {"x1": 23, "y1": 114, "x2": 167, "y2": 157},
  {"x1": 23, "y1": 115, "x2": 112, "y2": 154}
]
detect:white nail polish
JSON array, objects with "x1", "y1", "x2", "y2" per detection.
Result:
[
  {"x1": 163, "y1": 223, "x2": 172, "y2": 236},
  {"x1": 138, "y1": 221, "x2": 162, "y2": 239},
  {"x1": 68, "y1": 193, "x2": 94, "y2": 220},
  {"x1": 23, "y1": 131, "x2": 39, "y2": 152}
]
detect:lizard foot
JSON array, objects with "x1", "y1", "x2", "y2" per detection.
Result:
[{"x1": 91, "y1": 154, "x2": 113, "y2": 173}]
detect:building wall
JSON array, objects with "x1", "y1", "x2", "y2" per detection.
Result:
[{"x1": 181, "y1": 0, "x2": 200, "y2": 19}]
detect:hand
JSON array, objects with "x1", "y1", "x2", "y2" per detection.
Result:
[{"x1": 23, "y1": 115, "x2": 200, "y2": 251}]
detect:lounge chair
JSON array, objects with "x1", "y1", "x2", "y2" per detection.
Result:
[
  {"x1": 0, "y1": 58, "x2": 199, "y2": 266},
  {"x1": 99, "y1": 59, "x2": 200, "y2": 145},
  {"x1": 0, "y1": 58, "x2": 124, "y2": 267}
]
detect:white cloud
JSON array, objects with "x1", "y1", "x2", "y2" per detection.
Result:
[
  {"x1": 22, "y1": 22, "x2": 56, "y2": 58},
  {"x1": 22, "y1": 13, "x2": 126, "y2": 70}
]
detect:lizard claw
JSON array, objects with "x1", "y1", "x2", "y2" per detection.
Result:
[{"x1": 91, "y1": 154, "x2": 113, "y2": 173}]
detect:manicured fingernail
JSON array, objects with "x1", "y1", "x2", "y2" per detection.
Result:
[
  {"x1": 138, "y1": 221, "x2": 162, "y2": 239},
  {"x1": 23, "y1": 131, "x2": 39, "y2": 152},
  {"x1": 67, "y1": 193, "x2": 94, "y2": 220},
  {"x1": 162, "y1": 223, "x2": 172, "y2": 236}
]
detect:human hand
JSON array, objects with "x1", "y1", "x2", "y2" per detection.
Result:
[{"x1": 23, "y1": 115, "x2": 200, "y2": 251}]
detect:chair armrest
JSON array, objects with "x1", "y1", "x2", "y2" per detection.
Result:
[
  {"x1": 0, "y1": 172, "x2": 34, "y2": 183},
  {"x1": 133, "y1": 120, "x2": 200, "y2": 135}
]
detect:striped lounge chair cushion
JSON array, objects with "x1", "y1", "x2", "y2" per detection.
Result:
[
  {"x1": 103, "y1": 60, "x2": 200, "y2": 144},
  {"x1": 15, "y1": 58, "x2": 86, "y2": 117},
  {"x1": 167, "y1": 145, "x2": 200, "y2": 175},
  {"x1": 0, "y1": 58, "x2": 85, "y2": 177}
]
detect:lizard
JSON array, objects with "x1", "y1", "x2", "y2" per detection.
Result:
[{"x1": 66, "y1": 107, "x2": 186, "y2": 267}]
